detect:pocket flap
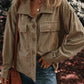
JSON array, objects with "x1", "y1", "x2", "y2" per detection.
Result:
[{"x1": 40, "y1": 22, "x2": 60, "y2": 32}]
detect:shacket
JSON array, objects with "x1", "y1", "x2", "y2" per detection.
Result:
[{"x1": 1, "y1": 0, "x2": 84, "y2": 81}]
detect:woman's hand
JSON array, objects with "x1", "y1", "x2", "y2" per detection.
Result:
[
  {"x1": 38, "y1": 57, "x2": 51, "y2": 69},
  {"x1": 1, "y1": 78, "x2": 8, "y2": 84}
]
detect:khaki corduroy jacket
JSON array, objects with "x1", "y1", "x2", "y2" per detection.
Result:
[{"x1": 1, "y1": 0, "x2": 84, "y2": 81}]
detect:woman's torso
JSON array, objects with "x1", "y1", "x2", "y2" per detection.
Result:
[{"x1": 12, "y1": 0, "x2": 66, "y2": 81}]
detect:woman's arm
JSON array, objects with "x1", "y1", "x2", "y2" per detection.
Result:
[
  {"x1": 1, "y1": 5, "x2": 17, "y2": 78},
  {"x1": 43, "y1": 0, "x2": 84, "y2": 64}
]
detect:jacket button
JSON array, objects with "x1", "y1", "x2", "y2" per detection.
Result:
[
  {"x1": 32, "y1": 23, "x2": 36, "y2": 28},
  {"x1": 31, "y1": 19, "x2": 35, "y2": 22},
  {"x1": 32, "y1": 37, "x2": 36, "y2": 41},
  {"x1": 32, "y1": 50, "x2": 35, "y2": 55}
]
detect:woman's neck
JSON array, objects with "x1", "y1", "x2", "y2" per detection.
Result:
[{"x1": 30, "y1": 0, "x2": 44, "y2": 16}]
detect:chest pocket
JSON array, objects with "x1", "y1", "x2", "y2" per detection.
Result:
[
  {"x1": 38, "y1": 21, "x2": 60, "y2": 53},
  {"x1": 39, "y1": 21, "x2": 60, "y2": 32},
  {"x1": 18, "y1": 23, "x2": 34, "y2": 33},
  {"x1": 18, "y1": 23, "x2": 31, "y2": 50}
]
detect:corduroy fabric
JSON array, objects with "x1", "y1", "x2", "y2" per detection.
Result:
[{"x1": 1, "y1": 0, "x2": 84, "y2": 81}]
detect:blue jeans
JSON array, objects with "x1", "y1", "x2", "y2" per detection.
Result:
[
  {"x1": 20, "y1": 56, "x2": 57, "y2": 84},
  {"x1": 20, "y1": 72, "x2": 36, "y2": 84},
  {"x1": 36, "y1": 56, "x2": 57, "y2": 84}
]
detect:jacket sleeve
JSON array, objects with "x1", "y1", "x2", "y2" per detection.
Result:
[
  {"x1": 1, "y1": 5, "x2": 17, "y2": 78},
  {"x1": 43, "y1": 0, "x2": 84, "y2": 64}
]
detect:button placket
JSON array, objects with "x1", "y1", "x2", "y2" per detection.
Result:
[
  {"x1": 32, "y1": 23, "x2": 36, "y2": 28},
  {"x1": 32, "y1": 49, "x2": 35, "y2": 54},
  {"x1": 31, "y1": 17, "x2": 37, "y2": 55},
  {"x1": 31, "y1": 18, "x2": 37, "y2": 33}
]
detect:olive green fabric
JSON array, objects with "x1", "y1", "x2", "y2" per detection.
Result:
[{"x1": 1, "y1": 0, "x2": 84, "y2": 81}]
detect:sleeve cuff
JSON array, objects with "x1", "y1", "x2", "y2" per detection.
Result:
[
  {"x1": 1, "y1": 67, "x2": 9, "y2": 78},
  {"x1": 43, "y1": 49, "x2": 69, "y2": 64}
]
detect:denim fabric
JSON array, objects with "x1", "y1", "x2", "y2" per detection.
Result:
[
  {"x1": 19, "y1": 56, "x2": 57, "y2": 84},
  {"x1": 36, "y1": 56, "x2": 57, "y2": 84},
  {"x1": 20, "y1": 72, "x2": 36, "y2": 84}
]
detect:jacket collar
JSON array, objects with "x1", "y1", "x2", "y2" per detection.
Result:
[{"x1": 17, "y1": 0, "x2": 53, "y2": 17}]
